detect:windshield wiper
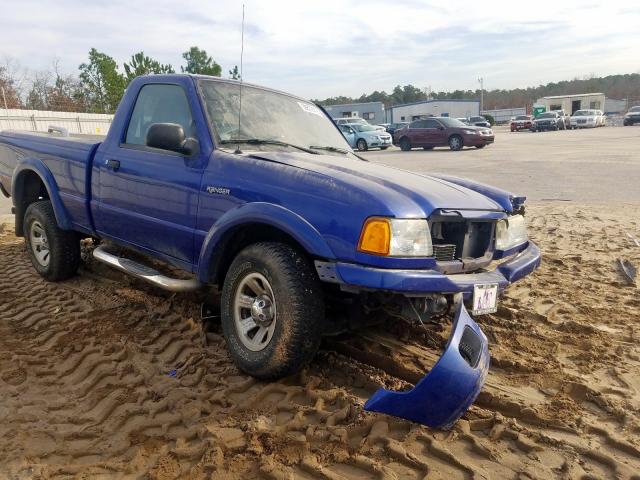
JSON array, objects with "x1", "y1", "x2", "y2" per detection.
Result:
[
  {"x1": 309, "y1": 145, "x2": 350, "y2": 155},
  {"x1": 220, "y1": 139, "x2": 319, "y2": 155}
]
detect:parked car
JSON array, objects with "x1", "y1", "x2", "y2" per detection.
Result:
[
  {"x1": 456, "y1": 118, "x2": 471, "y2": 126},
  {"x1": 467, "y1": 116, "x2": 491, "y2": 128},
  {"x1": 385, "y1": 122, "x2": 409, "y2": 136},
  {"x1": 623, "y1": 106, "x2": 640, "y2": 126},
  {"x1": 549, "y1": 110, "x2": 570, "y2": 130},
  {"x1": 532, "y1": 111, "x2": 564, "y2": 131},
  {"x1": 596, "y1": 110, "x2": 606, "y2": 127},
  {"x1": 570, "y1": 110, "x2": 601, "y2": 129},
  {"x1": 339, "y1": 123, "x2": 392, "y2": 151},
  {"x1": 0, "y1": 74, "x2": 541, "y2": 428},
  {"x1": 510, "y1": 115, "x2": 533, "y2": 132},
  {"x1": 333, "y1": 117, "x2": 386, "y2": 131},
  {"x1": 393, "y1": 117, "x2": 494, "y2": 151}
]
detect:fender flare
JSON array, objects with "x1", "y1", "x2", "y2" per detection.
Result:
[
  {"x1": 11, "y1": 158, "x2": 72, "y2": 234},
  {"x1": 197, "y1": 202, "x2": 335, "y2": 284}
]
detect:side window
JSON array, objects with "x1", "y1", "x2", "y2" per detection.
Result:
[
  {"x1": 410, "y1": 120, "x2": 425, "y2": 128},
  {"x1": 424, "y1": 119, "x2": 440, "y2": 128},
  {"x1": 125, "y1": 84, "x2": 196, "y2": 146}
]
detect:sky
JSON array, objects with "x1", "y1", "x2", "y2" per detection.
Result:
[{"x1": 1, "y1": 0, "x2": 639, "y2": 99}]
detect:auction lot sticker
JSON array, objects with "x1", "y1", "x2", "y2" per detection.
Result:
[{"x1": 472, "y1": 283, "x2": 498, "y2": 315}]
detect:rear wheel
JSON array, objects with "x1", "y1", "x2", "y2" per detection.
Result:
[
  {"x1": 356, "y1": 139, "x2": 368, "y2": 151},
  {"x1": 399, "y1": 137, "x2": 412, "y2": 151},
  {"x1": 24, "y1": 201, "x2": 80, "y2": 281},
  {"x1": 448, "y1": 135, "x2": 463, "y2": 151},
  {"x1": 220, "y1": 242, "x2": 324, "y2": 380}
]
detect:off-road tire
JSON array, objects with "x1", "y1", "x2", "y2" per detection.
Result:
[
  {"x1": 448, "y1": 135, "x2": 463, "y2": 151},
  {"x1": 356, "y1": 139, "x2": 368, "y2": 152},
  {"x1": 399, "y1": 137, "x2": 412, "y2": 151},
  {"x1": 220, "y1": 242, "x2": 324, "y2": 380},
  {"x1": 24, "y1": 200, "x2": 80, "y2": 281}
]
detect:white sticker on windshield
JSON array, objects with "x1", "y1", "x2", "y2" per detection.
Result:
[{"x1": 298, "y1": 101, "x2": 323, "y2": 116}]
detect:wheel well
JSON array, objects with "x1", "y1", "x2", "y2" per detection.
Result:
[
  {"x1": 209, "y1": 223, "x2": 311, "y2": 286},
  {"x1": 14, "y1": 171, "x2": 50, "y2": 236}
]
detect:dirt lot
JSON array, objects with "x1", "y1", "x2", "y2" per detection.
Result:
[{"x1": 1, "y1": 127, "x2": 639, "y2": 479}]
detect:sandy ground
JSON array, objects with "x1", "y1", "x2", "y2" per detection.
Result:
[{"x1": 1, "y1": 201, "x2": 639, "y2": 479}]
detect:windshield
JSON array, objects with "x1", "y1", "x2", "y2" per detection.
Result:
[
  {"x1": 353, "y1": 124, "x2": 377, "y2": 132},
  {"x1": 199, "y1": 80, "x2": 353, "y2": 154},
  {"x1": 573, "y1": 110, "x2": 589, "y2": 116},
  {"x1": 515, "y1": 115, "x2": 530, "y2": 120},
  {"x1": 438, "y1": 118, "x2": 467, "y2": 128},
  {"x1": 538, "y1": 112, "x2": 557, "y2": 118}
]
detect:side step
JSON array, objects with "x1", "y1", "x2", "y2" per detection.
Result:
[{"x1": 92, "y1": 245, "x2": 203, "y2": 292}]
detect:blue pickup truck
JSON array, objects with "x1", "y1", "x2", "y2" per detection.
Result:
[{"x1": 0, "y1": 74, "x2": 540, "y2": 428}]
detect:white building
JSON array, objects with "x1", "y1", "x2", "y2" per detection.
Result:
[
  {"x1": 481, "y1": 107, "x2": 527, "y2": 124},
  {"x1": 536, "y1": 93, "x2": 605, "y2": 115},
  {"x1": 388, "y1": 100, "x2": 479, "y2": 123}
]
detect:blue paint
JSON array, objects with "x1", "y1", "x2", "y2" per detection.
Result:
[{"x1": 365, "y1": 297, "x2": 489, "y2": 429}]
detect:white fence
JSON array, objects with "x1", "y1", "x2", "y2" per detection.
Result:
[{"x1": 0, "y1": 109, "x2": 113, "y2": 135}]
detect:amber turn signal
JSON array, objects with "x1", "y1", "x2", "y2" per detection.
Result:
[{"x1": 358, "y1": 217, "x2": 391, "y2": 255}]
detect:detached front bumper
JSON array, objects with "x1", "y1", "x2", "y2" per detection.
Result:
[
  {"x1": 365, "y1": 295, "x2": 489, "y2": 429},
  {"x1": 321, "y1": 241, "x2": 540, "y2": 299}
]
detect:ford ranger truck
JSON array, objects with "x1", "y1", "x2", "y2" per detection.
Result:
[{"x1": 0, "y1": 74, "x2": 540, "y2": 429}]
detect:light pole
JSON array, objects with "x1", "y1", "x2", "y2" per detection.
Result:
[{"x1": 477, "y1": 77, "x2": 484, "y2": 114}]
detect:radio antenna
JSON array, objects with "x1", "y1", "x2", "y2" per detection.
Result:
[{"x1": 235, "y1": 4, "x2": 245, "y2": 154}]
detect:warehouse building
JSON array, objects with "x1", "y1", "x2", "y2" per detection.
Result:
[
  {"x1": 536, "y1": 93, "x2": 605, "y2": 115},
  {"x1": 481, "y1": 107, "x2": 527, "y2": 124},
  {"x1": 388, "y1": 100, "x2": 479, "y2": 123},
  {"x1": 323, "y1": 102, "x2": 385, "y2": 124}
]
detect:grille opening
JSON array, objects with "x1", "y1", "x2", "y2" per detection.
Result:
[{"x1": 431, "y1": 219, "x2": 494, "y2": 261}]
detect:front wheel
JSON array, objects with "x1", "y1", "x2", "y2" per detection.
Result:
[
  {"x1": 448, "y1": 135, "x2": 463, "y2": 151},
  {"x1": 24, "y1": 201, "x2": 80, "y2": 281},
  {"x1": 356, "y1": 139, "x2": 368, "y2": 151},
  {"x1": 399, "y1": 137, "x2": 412, "y2": 151},
  {"x1": 220, "y1": 242, "x2": 324, "y2": 380}
]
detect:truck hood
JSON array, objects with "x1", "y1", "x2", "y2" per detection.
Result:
[{"x1": 244, "y1": 150, "x2": 506, "y2": 216}]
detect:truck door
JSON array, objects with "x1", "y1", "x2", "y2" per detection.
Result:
[{"x1": 93, "y1": 83, "x2": 205, "y2": 265}]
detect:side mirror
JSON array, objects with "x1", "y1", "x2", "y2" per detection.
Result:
[{"x1": 146, "y1": 123, "x2": 197, "y2": 155}]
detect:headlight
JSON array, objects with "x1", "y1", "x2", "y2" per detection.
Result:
[
  {"x1": 463, "y1": 129, "x2": 479, "y2": 135},
  {"x1": 495, "y1": 215, "x2": 528, "y2": 250},
  {"x1": 358, "y1": 218, "x2": 433, "y2": 256}
]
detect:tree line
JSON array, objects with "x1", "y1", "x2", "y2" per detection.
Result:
[
  {"x1": 313, "y1": 73, "x2": 640, "y2": 110},
  {"x1": 0, "y1": 47, "x2": 239, "y2": 113}
]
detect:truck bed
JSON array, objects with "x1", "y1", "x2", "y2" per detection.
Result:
[{"x1": 0, "y1": 130, "x2": 103, "y2": 233}]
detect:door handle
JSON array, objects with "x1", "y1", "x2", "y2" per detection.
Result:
[{"x1": 106, "y1": 159, "x2": 120, "y2": 171}]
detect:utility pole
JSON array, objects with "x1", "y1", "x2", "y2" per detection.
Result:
[{"x1": 477, "y1": 77, "x2": 484, "y2": 113}]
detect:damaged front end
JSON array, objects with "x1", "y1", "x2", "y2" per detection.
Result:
[{"x1": 364, "y1": 294, "x2": 489, "y2": 429}]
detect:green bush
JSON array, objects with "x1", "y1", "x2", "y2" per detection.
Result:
[{"x1": 483, "y1": 114, "x2": 495, "y2": 126}]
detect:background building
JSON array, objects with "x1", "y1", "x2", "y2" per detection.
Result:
[
  {"x1": 388, "y1": 100, "x2": 479, "y2": 123},
  {"x1": 481, "y1": 107, "x2": 527, "y2": 124},
  {"x1": 323, "y1": 102, "x2": 385, "y2": 124},
  {"x1": 536, "y1": 93, "x2": 605, "y2": 114}
]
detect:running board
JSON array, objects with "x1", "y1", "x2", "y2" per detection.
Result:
[{"x1": 92, "y1": 245, "x2": 203, "y2": 292}]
